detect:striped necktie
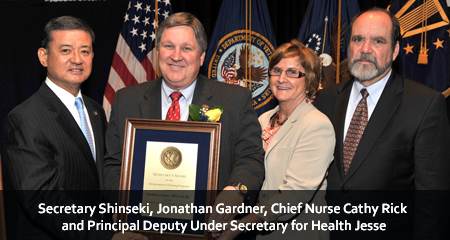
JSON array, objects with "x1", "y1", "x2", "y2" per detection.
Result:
[{"x1": 75, "y1": 97, "x2": 95, "y2": 161}]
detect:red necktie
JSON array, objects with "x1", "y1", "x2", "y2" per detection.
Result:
[
  {"x1": 343, "y1": 89, "x2": 369, "y2": 174},
  {"x1": 165, "y1": 92, "x2": 183, "y2": 121}
]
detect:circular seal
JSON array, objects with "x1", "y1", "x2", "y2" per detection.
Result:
[
  {"x1": 160, "y1": 147, "x2": 182, "y2": 170},
  {"x1": 207, "y1": 30, "x2": 275, "y2": 110},
  {"x1": 320, "y1": 53, "x2": 333, "y2": 67}
]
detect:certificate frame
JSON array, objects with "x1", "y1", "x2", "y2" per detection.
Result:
[{"x1": 118, "y1": 118, "x2": 221, "y2": 239}]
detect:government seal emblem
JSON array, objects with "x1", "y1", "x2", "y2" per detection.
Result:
[
  {"x1": 207, "y1": 30, "x2": 275, "y2": 110},
  {"x1": 160, "y1": 146, "x2": 182, "y2": 170}
]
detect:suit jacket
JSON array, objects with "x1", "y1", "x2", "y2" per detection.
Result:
[
  {"x1": 3, "y1": 82, "x2": 112, "y2": 240},
  {"x1": 104, "y1": 74, "x2": 265, "y2": 202},
  {"x1": 257, "y1": 100, "x2": 335, "y2": 240},
  {"x1": 315, "y1": 71, "x2": 450, "y2": 239}
]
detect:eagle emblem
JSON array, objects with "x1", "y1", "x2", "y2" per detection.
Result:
[{"x1": 220, "y1": 44, "x2": 267, "y2": 92}]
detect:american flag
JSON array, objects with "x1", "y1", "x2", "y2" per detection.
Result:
[
  {"x1": 103, "y1": 0, "x2": 172, "y2": 120},
  {"x1": 220, "y1": 49, "x2": 236, "y2": 81}
]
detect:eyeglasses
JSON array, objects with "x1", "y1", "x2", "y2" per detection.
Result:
[{"x1": 269, "y1": 67, "x2": 306, "y2": 78}]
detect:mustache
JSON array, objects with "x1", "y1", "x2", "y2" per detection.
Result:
[{"x1": 351, "y1": 53, "x2": 378, "y2": 66}]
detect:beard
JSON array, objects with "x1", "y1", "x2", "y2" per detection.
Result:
[{"x1": 348, "y1": 52, "x2": 392, "y2": 82}]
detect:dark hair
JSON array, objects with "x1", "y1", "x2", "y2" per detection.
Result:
[
  {"x1": 269, "y1": 39, "x2": 320, "y2": 99},
  {"x1": 41, "y1": 16, "x2": 95, "y2": 50},
  {"x1": 348, "y1": 7, "x2": 400, "y2": 50},
  {"x1": 156, "y1": 12, "x2": 207, "y2": 53}
]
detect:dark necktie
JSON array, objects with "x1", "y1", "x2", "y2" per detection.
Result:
[
  {"x1": 165, "y1": 92, "x2": 183, "y2": 121},
  {"x1": 343, "y1": 89, "x2": 369, "y2": 174}
]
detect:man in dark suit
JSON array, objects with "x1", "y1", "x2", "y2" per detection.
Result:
[
  {"x1": 315, "y1": 7, "x2": 450, "y2": 239},
  {"x1": 3, "y1": 16, "x2": 146, "y2": 240},
  {"x1": 315, "y1": 8, "x2": 450, "y2": 240},
  {"x1": 104, "y1": 12, "x2": 265, "y2": 238}
]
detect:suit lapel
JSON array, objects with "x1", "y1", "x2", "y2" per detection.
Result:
[
  {"x1": 344, "y1": 72, "x2": 403, "y2": 180},
  {"x1": 265, "y1": 102, "x2": 310, "y2": 156},
  {"x1": 39, "y1": 83, "x2": 98, "y2": 176},
  {"x1": 140, "y1": 78, "x2": 163, "y2": 119},
  {"x1": 333, "y1": 80, "x2": 353, "y2": 181},
  {"x1": 191, "y1": 75, "x2": 213, "y2": 118},
  {"x1": 138, "y1": 76, "x2": 210, "y2": 121}
]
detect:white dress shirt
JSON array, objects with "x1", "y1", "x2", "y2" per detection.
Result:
[
  {"x1": 161, "y1": 79, "x2": 197, "y2": 121},
  {"x1": 343, "y1": 70, "x2": 392, "y2": 142},
  {"x1": 45, "y1": 78, "x2": 96, "y2": 156}
]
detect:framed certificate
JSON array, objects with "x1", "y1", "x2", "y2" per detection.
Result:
[{"x1": 118, "y1": 118, "x2": 221, "y2": 239}]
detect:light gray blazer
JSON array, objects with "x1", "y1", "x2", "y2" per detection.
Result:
[{"x1": 257, "y1": 99, "x2": 335, "y2": 240}]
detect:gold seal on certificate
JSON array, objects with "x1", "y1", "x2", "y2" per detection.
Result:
[{"x1": 160, "y1": 146, "x2": 182, "y2": 169}]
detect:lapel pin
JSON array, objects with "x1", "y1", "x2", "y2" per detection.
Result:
[{"x1": 94, "y1": 111, "x2": 98, "y2": 116}]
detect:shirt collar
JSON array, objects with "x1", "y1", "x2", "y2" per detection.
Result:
[
  {"x1": 161, "y1": 79, "x2": 197, "y2": 103},
  {"x1": 350, "y1": 69, "x2": 392, "y2": 105},
  {"x1": 45, "y1": 77, "x2": 82, "y2": 109}
]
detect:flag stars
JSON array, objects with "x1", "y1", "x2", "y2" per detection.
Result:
[
  {"x1": 163, "y1": 0, "x2": 171, "y2": 5},
  {"x1": 447, "y1": 28, "x2": 450, "y2": 37},
  {"x1": 152, "y1": 20, "x2": 157, "y2": 29},
  {"x1": 150, "y1": 31, "x2": 156, "y2": 41},
  {"x1": 433, "y1": 38, "x2": 444, "y2": 49},
  {"x1": 141, "y1": 30, "x2": 147, "y2": 40},
  {"x1": 145, "y1": 4, "x2": 151, "y2": 13},
  {"x1": 403, "y1": 43, "x2": 414, "y2": 54},
  {"x1": 130, "y1": 28, "x2": 138, "y2": 37},
  {"x1": 124, "y1": 13, "x2": 129, "y2": 22},
  {"x1": 162, "y1": 10, "x2": 170, "y2": 18},
  {"x1": 138, "y1": 42, "x2": 146, "y2": 52},
  {"x1": 132, "y1": 15, "x2": 140, "y2": 24},
  {"x1": 134, "y1": 1, "x2": 143, "y2": 11},
  {"x1": 143, "y1": 17, "x2": 150, "y2": 26}
]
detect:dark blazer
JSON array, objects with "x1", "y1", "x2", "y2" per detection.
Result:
[
  {"x1": 315, "y1": 71, "x2": 450, "y2": 239},
  {"x1": 104, "y1": 74, "x2": 265, "y2": 202},
  {"x1": 3, "y1": 82, "x2": 112, "y2": 240}
]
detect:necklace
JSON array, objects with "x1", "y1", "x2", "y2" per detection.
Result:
[{"x1": 270, "y1": 111, "x2": 288, "y2": 128}]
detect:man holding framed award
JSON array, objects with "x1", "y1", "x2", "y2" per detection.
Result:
[{"x1": 104, "y1": 12, "x2": 265, "y2": 238}]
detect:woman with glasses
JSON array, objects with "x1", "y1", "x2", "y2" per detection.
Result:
[{"x1": 220, "y1": 40, "x2": 335, "y2": 240}]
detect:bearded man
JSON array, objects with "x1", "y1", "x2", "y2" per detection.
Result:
[{"x1": 315, "y1": 7, "x2": 450, "y2": 240}]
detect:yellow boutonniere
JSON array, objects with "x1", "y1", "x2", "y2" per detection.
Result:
[{"x1": 189, "y1": 104, "x2": 224, "y2": 122}]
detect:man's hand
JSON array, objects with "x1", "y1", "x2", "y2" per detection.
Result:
[
  {"x1": 112, "y1": 232, "x2": 148, "y2": 240},
  {"x1": 208, "y1": 186, "x2": 244, "y2": 238}
]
